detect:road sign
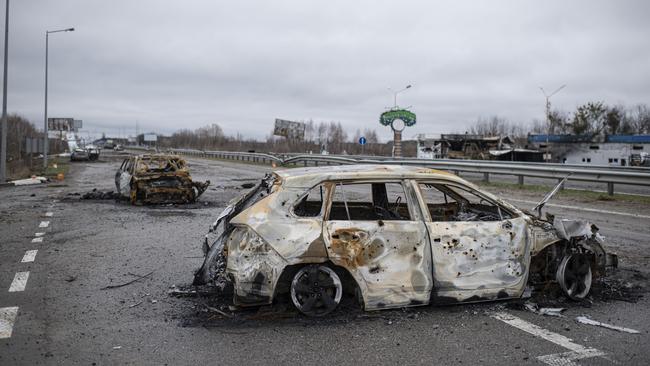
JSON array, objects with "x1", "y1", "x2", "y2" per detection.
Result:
[
  {"x1": 48, "y1": 117, "x2": 74, "y2": 131},
  {"x1": 144, "y1": 134, "x2": 157, "y2": 142},
  {"x1": 359, "y1": 136, "x2": 366, "y2": 145},
  {"x1": 273, "y1": 118, "x2": 305, "y2": 140}
]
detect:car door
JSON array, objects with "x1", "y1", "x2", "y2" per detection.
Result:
[
  {"x1": 117, "y1": 158, "x2": 133, "y2": 198},
  {"x1": 414, "y1": 180, "x2": 530, "y2": 303},
  {"x1": 322, "y1": 180, "x2": 433, "y2": 310},
  {"x1": 115, "y1": 159, "x2": 127, "y2": 191}
]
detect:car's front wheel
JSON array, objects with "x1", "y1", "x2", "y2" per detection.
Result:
[
  {"x1": 556, "y1": 254, "x2": 592, "y2": 300},
  {"x1": 290, "y1": 265, "x2": 342, "y2": 317}
]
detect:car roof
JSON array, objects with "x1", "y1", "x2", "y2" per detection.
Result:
[{"x1": 274, "y1": 164, "x2": 477, "y2": 188}]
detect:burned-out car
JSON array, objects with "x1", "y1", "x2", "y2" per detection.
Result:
[
  {"x1": 70, "y1": 148, "x2": 90, "y2": 161},
  {"x1": 115, "y1": 154, "x2": 210, "y2": 205},
  {"x1": 194, "y1": 165, "x2": 617, "y2": 316},
  {"x1": 70, "y1": 146, "x2": 100, "y2": 161}
]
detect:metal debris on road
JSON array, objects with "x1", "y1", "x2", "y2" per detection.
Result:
[
  {"x1": 523, "y1": 302, "x2": 566, "y2": 317},
  {"x1": 205, "y1": 305, "x2": 233, "y2": 318},
  {"x1": 81, "y1": 189, "x2": 120, "y2": 200},
  {"x1": 575, "y1": 316, "x2": 640, "y2": 334},
  {"x1": 9, "y1": 176, "x2": 48, "y2": 186},
  {"x1": 101, "y1": 271, "x2": 154, "y2": 290}
]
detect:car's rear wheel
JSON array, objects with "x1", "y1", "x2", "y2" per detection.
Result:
[
  {"x1": 556, "y1": 254, "x2": 592, "y2": 300},
  {"x1": 290, "y1": 265, "x2": 342, "y2": 317}
]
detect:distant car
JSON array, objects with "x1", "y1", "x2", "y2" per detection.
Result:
[
  {"x1": 194, "y1": 165, "x2": 617, "y2": 316},
  {"x1": 70, "y1": 148, "x2": 90, "y2": 161},
  {"x1": 115, "y1": 154, "x2": 210, "y2": 205},
  {"x1": 85, "y1": 145, "x2": 100, "y2": 161},
  {"x1": 113, "y1": 144, "x2": 124, "y2": 151}
]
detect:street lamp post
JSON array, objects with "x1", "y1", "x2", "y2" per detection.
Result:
[
  {"x1": 43, "y1": 27, "x2": 74, "y2": 169},
  {"x1": 539, "y1": 84, "x2": 566, "y2": 163},
  {"x1": 386, "y1": 84, "x2": 412, "y2": 157},
  {"x1": 389, "y1": 84, "x2": 412, "y2": 108},
  {"x1": 0, "y1": 0, "x2": 9, "y2": 183}
]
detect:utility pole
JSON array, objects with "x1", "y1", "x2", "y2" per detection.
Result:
[
  {"x1": 539, "y1": 84, "x2": 566, "y2": 163},
  {"x1": 43, "y1": 27, "x2": 74, "y2": 169},
  {"x1": 0, "y1": 0, "x2": 9, "y2": 182}
]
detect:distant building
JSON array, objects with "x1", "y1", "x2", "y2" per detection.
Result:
[
  {"x1": 416, "y1": 133, "x2": 543, "y2": 162},
  {"x1": 527, "y1": 134, "x2": 650, "y2": 166}
]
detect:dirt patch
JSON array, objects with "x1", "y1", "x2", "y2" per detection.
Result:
[{"x1": 145, "y1": 210, "x2": 196, "y2": 217}]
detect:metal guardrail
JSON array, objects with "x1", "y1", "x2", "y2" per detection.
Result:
[
  {"x1": 279, "y1": 152, "x2": 650, "y2": 172},
  {"x1": 125, "y1": 146, "x2": 650, "y2": 195}
]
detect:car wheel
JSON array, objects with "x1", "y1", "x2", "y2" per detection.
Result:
[
  {"x1": 556, "y1": 254, "x2": 592, "y2": 300},
  {"x1": 290, "y1": 265, "x2": 342, "y2": 317}
]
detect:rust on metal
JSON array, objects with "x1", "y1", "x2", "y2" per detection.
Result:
[
  {"x1": 116, "y1": 154, "x2": 210, "y2": 205},
  {"x1": 193, "y1": 164, "x2": 617, "y2": 316}
]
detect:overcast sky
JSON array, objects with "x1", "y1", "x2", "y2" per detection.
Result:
[{"x1": 5, "y1": 0, "x2": 650, "y2": 141}]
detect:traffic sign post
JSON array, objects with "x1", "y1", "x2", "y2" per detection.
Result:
[{"x1": 359, "y1": 136, "x2": 366, "y2": 155}]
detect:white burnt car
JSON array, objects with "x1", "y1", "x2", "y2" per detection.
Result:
[{"x1": 194, "y1": 165, "x2": 617, "y2": 316}]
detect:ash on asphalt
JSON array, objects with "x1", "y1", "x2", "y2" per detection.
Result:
[
  {"x1": 64, "y1": 188, "x2": 229, "y2": 208},
  {"x1": 168, "y1": 266, "x2": 646, "y2": 330}
]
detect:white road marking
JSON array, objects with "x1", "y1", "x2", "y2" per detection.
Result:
[
  {"x1": 35, "y1": 232, "x2": 45, "y2": 237},
  {"x1": 8, "y1": 272, "x2": 30, "y2": 292},
  {"x1": 38, "y1": 221, "x2": 50, "y2": 228},
  {"x1": 21, "y1": 250, "x2": 38, "y2": 263},
  {"x1": 31, "y1": 237, "x2": 43, "y2": 243},
  {"x1": 0, "y1": 307, "x2": 19, "y2": 339},
  {"x1": 491, "y1": 312, "x2": 607, "y2": 366},
  {"x1": 537, "y1": 349, "x2": 607, "y2": 366},
  {"x1": 576, "y1": 316, "x2": 640, "y2": 334},
  {"x1": 45, "y1": 212, "x2": 53, "y2": 217},
  {"x1": 508, "y1": 198, "x2": 650, "y2": 219}
]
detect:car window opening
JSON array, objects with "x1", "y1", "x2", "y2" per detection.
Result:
[
  {"x1": 418, "y1": 183, "x2": 510, "y2": 222},
  {"x1": 294, "y1": 184, "x2": 325, "y2": 217},
  {"x1": 329, "y1": 182, "x2": 411, "y2": 221}
]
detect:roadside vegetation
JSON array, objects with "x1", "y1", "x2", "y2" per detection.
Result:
[{"x1": 476, "y1": 180, "x2": 650, "y2": 205}]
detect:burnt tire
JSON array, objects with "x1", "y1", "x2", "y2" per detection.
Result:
[
  {"x1": 290, "y1": 265, "x2": 342, "y2": 317},
  {"x1": 556, "y1": 254, "x2": 592, "y2": 300}
]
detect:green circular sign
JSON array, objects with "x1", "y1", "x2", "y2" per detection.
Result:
[{"x1": 380, "y1": 109, "x2": 416, "y2": 127}]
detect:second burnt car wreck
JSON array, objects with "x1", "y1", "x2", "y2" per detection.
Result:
[
  {"x1": 115, "y1": 154, "x2": 210, "y2": 205},
  {"x1": 194, "y1": 165, "x2": 617, "y2": 316}
]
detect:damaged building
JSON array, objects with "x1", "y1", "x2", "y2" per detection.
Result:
[
  {"x1": 527, "y1": 134, "x2": 650, "y2": 166},
  {"x1": 416, "y1": 133, "x2": 543, "y2": 161}
]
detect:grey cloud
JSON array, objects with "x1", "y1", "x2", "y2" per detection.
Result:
[{"x1": 5, "y1": 0, "x2": 650, "y2": 141}]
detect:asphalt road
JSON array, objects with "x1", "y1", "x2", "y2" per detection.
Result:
[{"x1": 1, "y1": 154, "x2": 649, "y2": 365}]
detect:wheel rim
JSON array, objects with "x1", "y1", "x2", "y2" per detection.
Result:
[
  {"x1": 291, "y1": 265, "x2": 342, "y2": 316},
  {"x1": 556, "y1": 254, "x2": 592, "y2": 299}
]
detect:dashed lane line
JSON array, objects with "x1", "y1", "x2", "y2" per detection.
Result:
[
  {"x1": 491, "y1": 312, "x2": 608, "y2": 365},
  {"x1": 21, "y1": 250, "x2": 38, "y2": 263},
  {"x1": 8, "y1": 272, "x2": 30, "y2": 292},
  {"x1": 1, "y1": 208, "x2": 54, "y2": 340},
  {"x1": 507, "y1": 198, "x2": 650, "y2": 220},
  {"x1": 0, "y1": 307, "x2": 19, "y2": 339}
]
